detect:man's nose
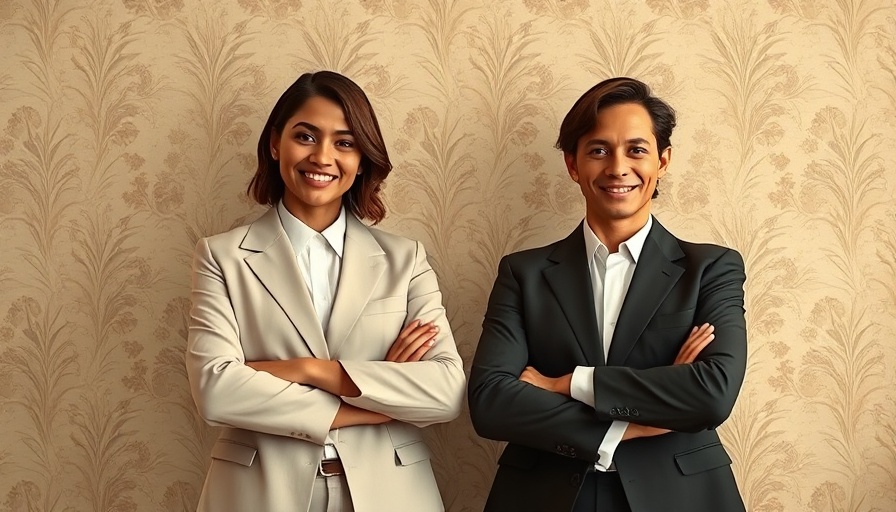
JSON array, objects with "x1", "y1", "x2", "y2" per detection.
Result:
[{"x1": 605, "y1": 153, "x2": 628, "y2": 176}]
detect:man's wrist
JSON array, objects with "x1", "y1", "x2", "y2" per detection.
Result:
[{"x1": 553, "y1": 374, "x2": 572, "y2": 396}]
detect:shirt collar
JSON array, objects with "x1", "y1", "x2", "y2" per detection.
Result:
[
  {"x1": 277, "y1": 201, "x2": 346, "y2": 257},
  {"x1": 583, "y1": 215, "x2": 653, "y2": 264}
]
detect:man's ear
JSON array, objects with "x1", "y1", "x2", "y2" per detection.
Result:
[
  {"x1": 564, "y1": 153, "x2": 579, "y2": 182},
  {"x1": 658, "y1": 146, "x2": 672, "y2": 179}
]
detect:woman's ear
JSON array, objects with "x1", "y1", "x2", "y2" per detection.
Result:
[{"x1": 270, "y1": 130, "x2": 280, "y2": 161}]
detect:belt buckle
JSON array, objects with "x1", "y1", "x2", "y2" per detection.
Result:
[{"x1": 318, "y1": 459, "x2": 340, "y2": 477}]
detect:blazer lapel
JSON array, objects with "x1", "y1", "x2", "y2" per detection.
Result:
[
  {"x1": 241, "y1": 208, "x2": 330, "y2": 360},
  {"x1": 607, "y1": 220, "x2": 685, "y2": 366},
  {"x1": 543, "y1": 224, "x2": 604, "y2": 366},
  {"x1": 325, "y1": 214, "x2": 386, "y2": 358}
]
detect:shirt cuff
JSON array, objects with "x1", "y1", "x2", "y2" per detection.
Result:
[
  {"x1": 570, "y1": 366, "x2": 595, "y2": 407},
  {"x1": 595, "y1": 421, "x2": 628, "y2": 472}
]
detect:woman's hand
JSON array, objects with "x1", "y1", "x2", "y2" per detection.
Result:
[
  {"x1": 385, "y1": 319, "x2": 439, "y2": 362},
  {"x1": 246, "y1": 360, "x2": 304, "y2": 382},
  {"x1": 330, "y1": 403, "x2": 392, "y2": 429},
  {"x1": 245, "y1": 359, "x2": 360, "y2": 397},
  {"x1": 674, "y1": 323, "x2": 715, "y2": 365}
]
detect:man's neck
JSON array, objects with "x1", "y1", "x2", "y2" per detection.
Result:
[{"x1": 586, "y1": 213, "x2": 650, "y2": 253}]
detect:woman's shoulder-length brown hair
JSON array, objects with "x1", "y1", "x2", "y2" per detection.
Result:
[{"x1": 247, "y1": 71, "x2": 392, "y2": 224}]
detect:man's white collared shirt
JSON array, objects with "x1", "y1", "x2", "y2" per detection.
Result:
[{"x1": 570, "y1": 216, "x2": 653, "y2": 471}]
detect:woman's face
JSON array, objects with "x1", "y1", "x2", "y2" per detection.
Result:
[{"x1": 271, "y1": 95, "x2": 362, "y2": 225}]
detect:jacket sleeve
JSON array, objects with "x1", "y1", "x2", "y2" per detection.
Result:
[
  {"x1": 468, "y1": 256, "x2": 611, "y2": 462},
  {"x1": 186, "y1": 237, "x2": 340, "y2": 445},
  {"x1": 340, "y1": 241, "x2": 465, "y2": 427},
  {"x1": 591, "y1": 249, "x2": 748, "y2": 432}
]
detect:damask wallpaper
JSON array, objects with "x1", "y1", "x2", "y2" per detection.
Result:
[{"x1": 0, "y1": 0, "x2": 894, "y2": 510}]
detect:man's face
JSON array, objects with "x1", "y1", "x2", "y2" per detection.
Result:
[{"x1": 564, "y1": 102, "x2": 670, "y2": 227}]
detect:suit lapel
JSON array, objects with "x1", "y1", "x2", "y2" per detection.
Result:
[
  {"x1": 543, "y1": 224, "x2": 604, "y2": 366},
  {"x1": 241, "y1": 208, "x2": 330, "y2": 360},
  {"x1": 325, "y1": 214, "x2": 385, "y2": 358},
  {"x1": 607, "y1": 220, "x2": 685, "y2": 365}
]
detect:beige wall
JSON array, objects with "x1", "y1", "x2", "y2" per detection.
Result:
[{"x1": 1, "y1": 0, "x2": 895, "y2": 510}]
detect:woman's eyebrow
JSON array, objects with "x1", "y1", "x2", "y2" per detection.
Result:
[{"x1": 291, "y1": 121, "x2": 353, "y2": 136}]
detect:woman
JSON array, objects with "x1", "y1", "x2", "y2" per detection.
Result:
[{"x1": 186, "y1": 71, "x2": 465, "y2": 512}]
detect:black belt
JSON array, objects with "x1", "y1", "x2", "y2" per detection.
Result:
[{"x1": 318, "y1": 459, "x2": 344, "y2": 477}]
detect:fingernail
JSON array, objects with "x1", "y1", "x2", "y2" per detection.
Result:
[{"x1": 428, "y1": 339, "x2": 435, "y2": 346}]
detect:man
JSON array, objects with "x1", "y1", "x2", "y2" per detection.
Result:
[{"x1": 468, "y1": 77, "x2": 747, "y2": 512}]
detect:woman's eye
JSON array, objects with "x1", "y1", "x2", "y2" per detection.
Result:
[
  {"x1": 296, "y1": 132, "x2": 315, "y2": 143},
  {"x1": 336, "y1": 140, "x2": 355, "y2": 149}
]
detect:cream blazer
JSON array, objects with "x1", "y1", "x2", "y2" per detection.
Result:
[{"x1": 186, "y1": 207, "x2": 465, "y2": 512}]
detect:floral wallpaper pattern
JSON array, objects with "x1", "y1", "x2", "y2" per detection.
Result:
[{"x1": 0, "y1": 0, "x2": 894, "y2": 510}]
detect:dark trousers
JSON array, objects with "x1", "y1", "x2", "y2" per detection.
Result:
[{"x1": 572, "y1": 471, "x2": 632, "y2": 512}]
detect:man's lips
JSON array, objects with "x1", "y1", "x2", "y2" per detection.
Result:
[{"x1": 599, "y1": 185, "x2": 640, "y2": 193}]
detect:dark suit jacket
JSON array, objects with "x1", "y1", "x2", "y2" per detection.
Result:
[{"x1": 468, "y1": 219, "x2": 747, "y2": 512}]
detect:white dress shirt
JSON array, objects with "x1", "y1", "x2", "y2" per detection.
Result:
[
  {"x1": 277, "y1": 201, "x2": 346, "y2": 459},
  {"x1": 569, "y1": 216, "x2": 653, "y2": 471}
]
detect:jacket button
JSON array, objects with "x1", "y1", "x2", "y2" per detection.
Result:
[
  {"x1": 622, "y1": 407, "x2": 630, "y2": 416},
  {"x1": 610, "y1": 408, "x2": 618, "y2": 416},
  {"x1": 631, "y1": 408, "x2": 639, "y2": 417},
  {"x1": 570, "y1": 473, "x2": 581, "y2": 487}
]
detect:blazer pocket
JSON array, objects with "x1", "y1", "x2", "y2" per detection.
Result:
[
  {"x1": 674, "y1": 442, "x2": 732, "y2": 476},
  {"x1": 395, "y1": 441, "x2": 431, "y2": 466},
  {"x1": 363, "y1": 296, "x2": 407, "y2": 316},
  {"x1": 646, "y1": 309, "x2": 695, "y2": 330},
  {"x1": 386, "y1": 422, "x2": 423, "y2": 448},
  {"x1": 211, "y1": 439, "x2": 257, "y2": 467}
]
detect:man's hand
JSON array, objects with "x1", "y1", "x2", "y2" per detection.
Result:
[
  {"x1": 385, "y1": 319, "x2": 439, "y2": 362},
  {"x1": 520, "y1": 366, "x2": 572, "y2": 396},
  {"x1": 623, "y1": 323, "x2": 717, "y2": 441},
  {"x1": 675, "y1": 323, "x2": 715, "y2": 365},
  {"x1": 623, "y1": 423, "x2": 672, "y2": 440}
]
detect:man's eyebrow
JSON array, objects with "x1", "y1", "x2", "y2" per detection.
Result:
[
  {"x1": 291, "y1": 121, "x2": 353, "y2": 136},
  {"x1": 582, "y1": 137, "x2": 652, "y2": 146}
]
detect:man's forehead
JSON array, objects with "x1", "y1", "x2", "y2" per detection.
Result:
[{"x1": 583, "y1": 107, "x2": 656, "y2": 144}]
